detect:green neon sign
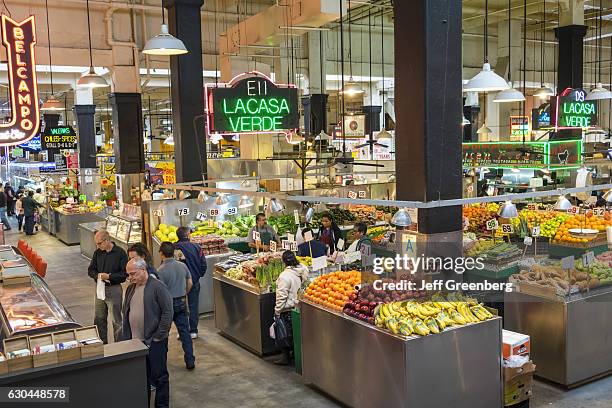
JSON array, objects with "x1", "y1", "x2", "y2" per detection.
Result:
[{"x1": 555, "y1": 88, "x2": 597, "y2": 128}]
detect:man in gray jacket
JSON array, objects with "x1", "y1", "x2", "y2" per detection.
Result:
[{"x1": 121, "y1": 258, "x2": 173, "y2": 408}]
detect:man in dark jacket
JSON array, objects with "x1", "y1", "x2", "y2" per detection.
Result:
[
  {"x1": 4, "y1": 182, "x2": 15, "y2": 215},
  {"x1": 0, "y1": 189, "x2": 11, "y2": 231},
  {"x1": 121, "y1": 258, "x2": 173, "y2": 408},
  {"x1": 174, "y1": 226, "x2": 206, "y2": 338},
  {"x1": 22, "y1": 191, "x2": 40, "y2": 235},
  {"x1": 88, "y1": 230, "x2": 128, "y2": 343}
]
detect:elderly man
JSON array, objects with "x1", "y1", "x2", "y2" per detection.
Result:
[
  {"x1": 121, "y1": 258, "x2": 173, "y2": 408},
  {"x1": 87, "y1": 230, "x2": 128, "y2": 343}
]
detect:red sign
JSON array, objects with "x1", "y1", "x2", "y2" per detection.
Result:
[{"x1": 0, "y1": 15, "x2": 40, "y2": 146}]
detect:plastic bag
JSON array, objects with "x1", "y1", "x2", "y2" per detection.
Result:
[
  {"x1": 269, "y1": 322, "x2": 276, "y2": 339},
  {"x1": 96, "y1": 276, "x2": 106, "y2": 300}
]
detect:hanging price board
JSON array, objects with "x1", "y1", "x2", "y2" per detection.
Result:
[
  {"x1": 501, "y1": 224, "x2": 514, "y2": 234},
  {"x1": 290, "y1": 241, "x2": 298, "y2": 251},
  {"x1": 177, "y1": 208, "x2": 190, "y2": 217},
  {"x1": 485, "y1": 218, "x2": 499, "y2": 231},
  {"x1": 358, "y1": 190, "x2": 366, "y2": 198},
  {"x1": 348, "y1": 191, "x2": 357, "y2": 199},
  {"x1": 546, "y1": 204, "x2": 555, "y2": 212},
  {"x1": 227, "y1": 207, "x2": 238, "y2": 215},
  {"x1": 152, "y1": 209, "x2": 165, "y2": 217},
  {"x1": 209, "y1": 208, "x2": 220, "y2": 217},
  {"x1": 196, "y1": 212, "x2": 207, "y2": 221}
]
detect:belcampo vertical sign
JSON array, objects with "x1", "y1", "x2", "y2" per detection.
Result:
[
  {"x1": 206, "y1": 72, "x2": 299, "y2": 135},
  {"x1": 0, "y1": 15, "x2": 40, "y2": 145}
]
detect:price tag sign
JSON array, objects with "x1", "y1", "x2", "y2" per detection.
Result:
[
  {"x1": 567, "y1": 206, "x2": 579, "y2": 215},
  {"x1": 152, "y1": 209, "x2": 165, "y2": 217},
  {"x1": 178, "y1": 208, "x2": 190, "y2": 217},
  {"x1": 287, "y1": 233, "x2": 295, "y2": 243},
  {"x1": 348, "y1": 191, "x2": 357, "y2": 199},
  {"x1": 582, "y1": 251, "x2": 595, "y2": 268},
  {"x1": 303, "y1": 230, "x2": 313, "y2": 242},
  {"x1": 196, "y1": 212, "x2": 207, "y2": 221},
  {"x1": 269, "y1": 241, "x2": 277, "y2": 252},
  {"x1": 312, "y1": 255, "x2": 327, "y2": 271},
  {"x1": 526, "y1": 204, "x2": 537, "y2": 211},
  {"x1": 290, "y1": 242, "x2": 298, "y2": 251},
  {"x1": 523, "y1": 236, "x2": 533, "y2": 246},
  {"x1": 209, "y1": 208, "x2": 220, "y2": 217},
  {"x1": 531, "y1": 226, "x2": 541, "y2": 237},
  {"x1": 561, "y1": 255, "x2": 575, "y2": 271},
  {"x1": 501, "y1": 224, "x2": 514, "y2": 234},
  {"x1": 546, "y1": 204, "x2": 555, "y2": 212},
  {"x1": 252, "y1": 231, "x2": 261, "y2": 242},
  {"x1": 337, "y1": 238, "x2": 345, "y2": 251},
  {"x1": 282, "y1": 240, "x2": 291, "y2": 250},
  {"x1": 208, "y1": 219, "x2": 215, "y2": 228},
  {"x1": 358, "y1": 190, "x2": 366, "y2": 198},
  {"x1": 227, "y1": 207, "x2": 238, "y2": 216},
  {"x1": 593, "y1": 207, "x2": 606, "y2": 217},
  {"x1": 293, "y1": 209, "x2": 300, "y2": 225},
  {"x1": 485, "y1": 218, "x2": 499, "y2": 231}
]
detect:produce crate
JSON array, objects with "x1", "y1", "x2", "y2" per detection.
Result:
[
  {"x1": 292, "y1": 309, "x2": 302, "y2": 375},
  {"x1": 76, "y1": 326, "x2": 104, "y2": 358}
]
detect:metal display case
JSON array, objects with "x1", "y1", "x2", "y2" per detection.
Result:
[
  {"x1": 0, "y1": 273, "x2": 80, "y2": 339},
  {"x1": 504, "y1": 287, "x2": 612, "y2": 387},
  {"x1": 105, "y1": 214, "x2": 142, "y2": 252},
  {"x1": 300, "y1": 300, "x2": 503, "y2": 408},
  {"x1": 79, "y1": 221, "x2": 107, "y2": 259},
  {"x1": 51, "y1": 208, "x2": 105, "y2": 245}
]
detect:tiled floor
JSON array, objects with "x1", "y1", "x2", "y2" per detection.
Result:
[{"x1": 6, "y1": 224, "x2": 612, "y2": 407}]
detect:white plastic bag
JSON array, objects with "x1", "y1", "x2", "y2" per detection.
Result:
[
  {"x1": 269, "y1": 322, "x2": 276, "y2": 339},
  {"x1": 96, "y1": 276, "x2": 106, "y2": 300}
]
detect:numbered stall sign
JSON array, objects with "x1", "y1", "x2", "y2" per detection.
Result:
[
  {"x1": 178, "y1": 208, "x2": 190, "y2": 217},
  {"x1": 501, "y1": 224, "x2": 514, "y2": 234},
  {"x1": 269, "y1": 241, "x2": 277, "y2": 252},
  {"x1": 227, "y1": 207, "x2": 238, "y2": 216},
  {"x1": 196, "y1": 212, "x2": 207, "y2": 221},
  {"x1": 152, "y1": 209, "x2": 165, "y2": 217},
  {"x1": 209, "y1": 208, "x2": 220, "y2": 217},
  {"x1": 485, "y1": 218, "x2": 499, "y2": 231},
  {"x1": 348, "y1": 191, "x2": 357, "y2": 199},
  {"x1": 531, "y1": 226, "x2": 541, "y2": 237},
  {"x1": 358, "y1": 190, "x2": 366, "y2": 198}
]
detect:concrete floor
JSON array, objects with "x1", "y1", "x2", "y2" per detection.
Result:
[{"x1": 6, "y1": 224, "x2": 612, "y2": 408}]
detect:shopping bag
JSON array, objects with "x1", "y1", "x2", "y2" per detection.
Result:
[
  {"x1": 273, "y1": 314, "x2": 292, "y2": 348},
  {"x1": 269, "y1": 322, "x2": 276, "y2": 339},
  {"x1": 96, "y1": 276, "x2": 106, "y2": 300}
]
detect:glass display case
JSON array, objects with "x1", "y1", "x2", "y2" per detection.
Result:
[
  {"x1": 106, "y1": 214, "x2": 142, "y2": 245},
  {"x1": 0, "y1": 274, "x2": 80, "y2": 338}
]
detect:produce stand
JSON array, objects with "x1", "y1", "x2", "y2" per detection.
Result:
[
  {"x1": 300, "y1": 299, "x2": 503, "y2": 408},
  {"x1": 79, "y1": 221, "x2": 106, "y2": 259},
  {"x1": 52, "y1": 209, "x2": 105, "y2": 246},
  {"x1": 213, "y1": 271, "x2": 279, "y2": 356},
  {"x1": 504, "y1": 286, "x2": 612, "y2": 387}
]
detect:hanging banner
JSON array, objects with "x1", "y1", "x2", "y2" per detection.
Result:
[
  {"x1": 553, "y1": 88, "x2": 596, "y2": 129},
  {"x1": 41, "y1": 126, "x2": 78, "y2": 150},
  {"x1": 0, "y1": 15, "x2": 40, "y2": 145},
  {"x1": 205, "y1": 71, "x2": 299, "y2": 135},
  {"x1": 509, "y1": 116, "x2": 530, "y2": 141},
  {"x1": 343, "y1": 114, "x2": 366, "y2": 138},
  {"x1": 19, "y1": 134, "x2": 41, "y2": 152}
]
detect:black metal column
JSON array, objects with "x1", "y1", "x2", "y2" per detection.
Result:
[
  {"x1": 73, "y1": 105, "x2": 96, "y2": 169},
  {"x1": 555, "y1": 25, "x2": 587, "y2": 93},
  {"x1": 394, "y1": 0, "x2": 463, "y2": 234},
  {"x1": 109, "y1": 93, "x2": 145, "y2": 174},
  {"x1": 302, "y1": 94, "x2": 328, "y2": 136},
  {"x1": 164, "y1": 0, "x2": 207, "y2": 183}
]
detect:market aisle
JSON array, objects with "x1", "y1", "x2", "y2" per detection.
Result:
[{"x1": 6, "y1": 226, "x2": 612, "y2": 408}]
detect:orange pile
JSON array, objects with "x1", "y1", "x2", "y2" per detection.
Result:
[
  {"x1": 553, "y1": 213, "x2": 612, "y2": 244},
  {"x1": 304, "y1": 270, "x2": 361, "y2": 311}
]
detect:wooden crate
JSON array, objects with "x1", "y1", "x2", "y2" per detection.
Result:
[
  {"x1": 29, "y1": 333, "x2": 58, "y2": 367},
  {"x1": 0, "y1": 353, "x2": 7, "y2": 375},
  {"x1": 52, "y1": 329, "x2": 80, "y2": 363},
  {"x1": 3, "y1": 336, "x2": 33, "y2": 372},
  {"x1": 75, "y1": 326, "x2": 104, "y2": 359}
]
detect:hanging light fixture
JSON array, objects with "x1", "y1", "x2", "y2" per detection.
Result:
[
  {"x1": 376, "y1": 129, "x2": 392, "y2": 140},
  {"x1": 163, "y1": 134, "x2": 174, "y2": 145},
  {"x1": 533, "y1": 0, "x2": 554, "y2": 98},
  {"x1": 498, "y1": 201, "x2": 519, "y2": 218},
  {"x1": 476, "y1": 123, "x2": 493, "y2": 136},
  {"x1": 587, "y1": 0, "x2": 612, "y2": 100},
  {"x1": 461, "y1": 114, "x2": 471, "y2": 126},
  {"x1": 197, "y1": 190, "x2": 210, "y2": 203},
  {"x1": 215, "y1": 194, "x2": 229, "y2": 206},
  {"x1": 465, "y1": 0, "x2": 509, "y2": 92},
  {"x1": 314, "y1": 130, "x2": 331, "y2": 140},
  {"x1": 494, "y1": 0, "x2": 524, "y2": 102},
  {"x1": 267, "y1": 198, "x2": 285, "y2": 213},
  {"x1": 554, "y1": 195, "x2": 572, "y2": 210},
  {"x1": 603, "y1": 189, "x2": 612, "y2": 203},
  {"x1": 391, "y1": 208, "x2": 412, "y2": 227},
  {"x1": 143, "y1": 3, "x2": 188, "y2": 56},
  {"x1": 41, "y1": 0, "x2": 64, "y2": 110},
  {"x1": 586, "y1": 83, "x2": 612, "y2": 100},
  {"x1": 340, "y1": 0, "x2": 364, "y2": 97},
  {"x1": 238, "y1": 195, "x2": 254, "y2": 208},
  {"x1": 77, "y1": 0, "x2": 108, "y2": 88}
]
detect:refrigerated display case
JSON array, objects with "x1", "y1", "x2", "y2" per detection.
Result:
[{"x1": 105, "y1": 214, "x2": 142, "y2": 250}]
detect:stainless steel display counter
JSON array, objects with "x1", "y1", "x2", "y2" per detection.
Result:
[
  {"x1": 213, "y1": 272, "x2": 279, "y2": 356},
  {"x1": 300, "y1": 300, "x2": 503, "y2": 408},
  {"x1": 0, "y1": 339, "x2": 148, "y2": 408},
  {"x1": 79, "y1": 221, "x2": 106, "y2": 259},
  {"x1": 52, "y1": 210, "x2": 105, "y2": 245},
  {"x1": 504, "y1": 287, "x2": 612, "y2": 387}
]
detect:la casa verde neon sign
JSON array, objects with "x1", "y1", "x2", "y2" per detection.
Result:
[
  {"x1": 0, "y1": 15, "x2": 40, "y2": 146},
  {"x1": 554, "y1": 88, "x2": 596, "y2": 129},
  {"x1": 206, "y1": 72, "x2": 298, "y2": 135}
]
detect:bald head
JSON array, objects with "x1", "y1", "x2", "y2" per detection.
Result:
[
  {"x1": 94, "y1": 230, "x2": 113, "y2": 252},
  {"x1": 126, "y1": 258, "x2": 148, "y2": 285}
]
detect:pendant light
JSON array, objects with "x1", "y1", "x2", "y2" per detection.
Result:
[
  {"x1": 587, "y1": 0, "x2": 612, "y2": 100},
  {"x1": 494, "y1": 0, "x2": 525, "y2": 102},
  {"x1": 533, "y1": 0, "x2": 554, "y2": 98},
  {"x1": 498, "y1": 201, "x2": 519, "y2": 218},
  {"x1": 461, "y1": 114, "x2": 471, "y2": 126},
  {"x1": 340, "y1": 1, "x2": 364, "y2": 97},
  {"x1": 77, "y1": 0, "x2": 108, "y2": 88},
  {"x1": 465, "y1": 0, "x2": 509, "y2": 92},
  {"x1": 476, "y1": 123, "x2": 493, "y2": 137},
  {"x1": 215, "y1": 194, "x2": 229, "y2": 206},
  {"x1": 554, "y1": 195, "x2": 572, "y2": 210},
  {"x1": 376, "y1": 129, "x2": 392, "y2": 140},
  {"x1": 41, "y1": 0, "x2": 63, "y2": 111},
  {"x1": 391, "y1": 208, "x2": 412, "y2": 227},
  {"x1": 143, "y1": 3, "x2": 188, "y2": 56},
  {"x1": 238, "y1": 195, "x2": 254, "y2": 208}
]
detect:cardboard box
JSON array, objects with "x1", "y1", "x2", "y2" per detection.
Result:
[
  {"x1": 503, "y1": 329, "x2": 530, "y2": 359},
  {"x1": 52, "y1": 329, "x2": 80, "y2": 363},
  {"x1": 504, "y1": 361, "x2": 535, "y2": 406},
  {"x1": 29, "y1": 333, "x2": 58, "y2": 367},
  {"x1": 3, "y1": 336, "x2": 33, "y2": 372},
  {"x1": 259, "y1": 179, "x2": 281, "y2": 193},
  {"x1": 504, "y1": 361, "x2": 536, "y2": 382},
  {"x1": 76, "y1": 326, "x2": 104, "y2": 359}
]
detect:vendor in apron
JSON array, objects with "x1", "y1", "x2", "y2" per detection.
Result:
[{"x1": 248, "y1": 213, "x2": 281, "y2": 253}]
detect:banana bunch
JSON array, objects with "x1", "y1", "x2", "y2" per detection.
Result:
[{"x1": 374, "y1": 294, "x2": 494, "y2": 337}]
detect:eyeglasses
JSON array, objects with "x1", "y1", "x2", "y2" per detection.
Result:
[{"x1": 95, "y1": 239, "x2": 108, "y2": 246}]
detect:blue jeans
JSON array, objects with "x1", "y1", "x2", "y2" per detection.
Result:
[
  {"x1": 173, "y1": 297, "x2": 195, "y2": 365},
  {"x1": 0, "y1": 207, "x2": 10, "y2": 230},
  {"x1": 147, "y1": 338, "x2": 169, "y2": 408},
  {"x1": 187, "y1": 281, "x2": 200, "y2": 334}
]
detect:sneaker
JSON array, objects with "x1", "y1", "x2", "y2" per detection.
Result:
[
  {"x1": 186, "y1": 361, "x2": 195, "y2": 370},
  {"x1": 190, "y1": 333, "x2": 197, "y2": 339}
]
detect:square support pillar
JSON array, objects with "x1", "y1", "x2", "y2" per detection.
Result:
[{"x1": 109, "y1": 93, "x2": 145, "y2": 175}]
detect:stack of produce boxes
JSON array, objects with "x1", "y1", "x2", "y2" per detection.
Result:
[{"x1": 502, "y1": 330, "x2": 534, "y2": 407}]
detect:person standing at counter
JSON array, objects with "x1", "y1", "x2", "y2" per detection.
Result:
[
  {"x1": 158, "y1": 241, "x2": 195, "y2": 370},
  {"x1": 317, "y1": 212, "x2": 342, "y2": 253},
  {"x1": 14, "y1": 192, "x2": 24, "y2": 232},
  {"x1": 175, "y1": 227, "x2": 207, "y2": 339},
  {"x1": 4, "y1": 182, "x2": 15, "y2": 216},
  {"x1": 247, "y1": 213, "x2": 280, "y2": 252},
  {"x1": 121, "y1": 258, "x2": 173, "y2": 408},
  {"x1": 88, "y1": 230, "x2": 128, "y2": 344},
  {"x1": 22, "y1": 191, "x2": 41, "y2": 235},
  {"x1": 0, "y1": 189, "x2": 11, "y2": 231}
]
